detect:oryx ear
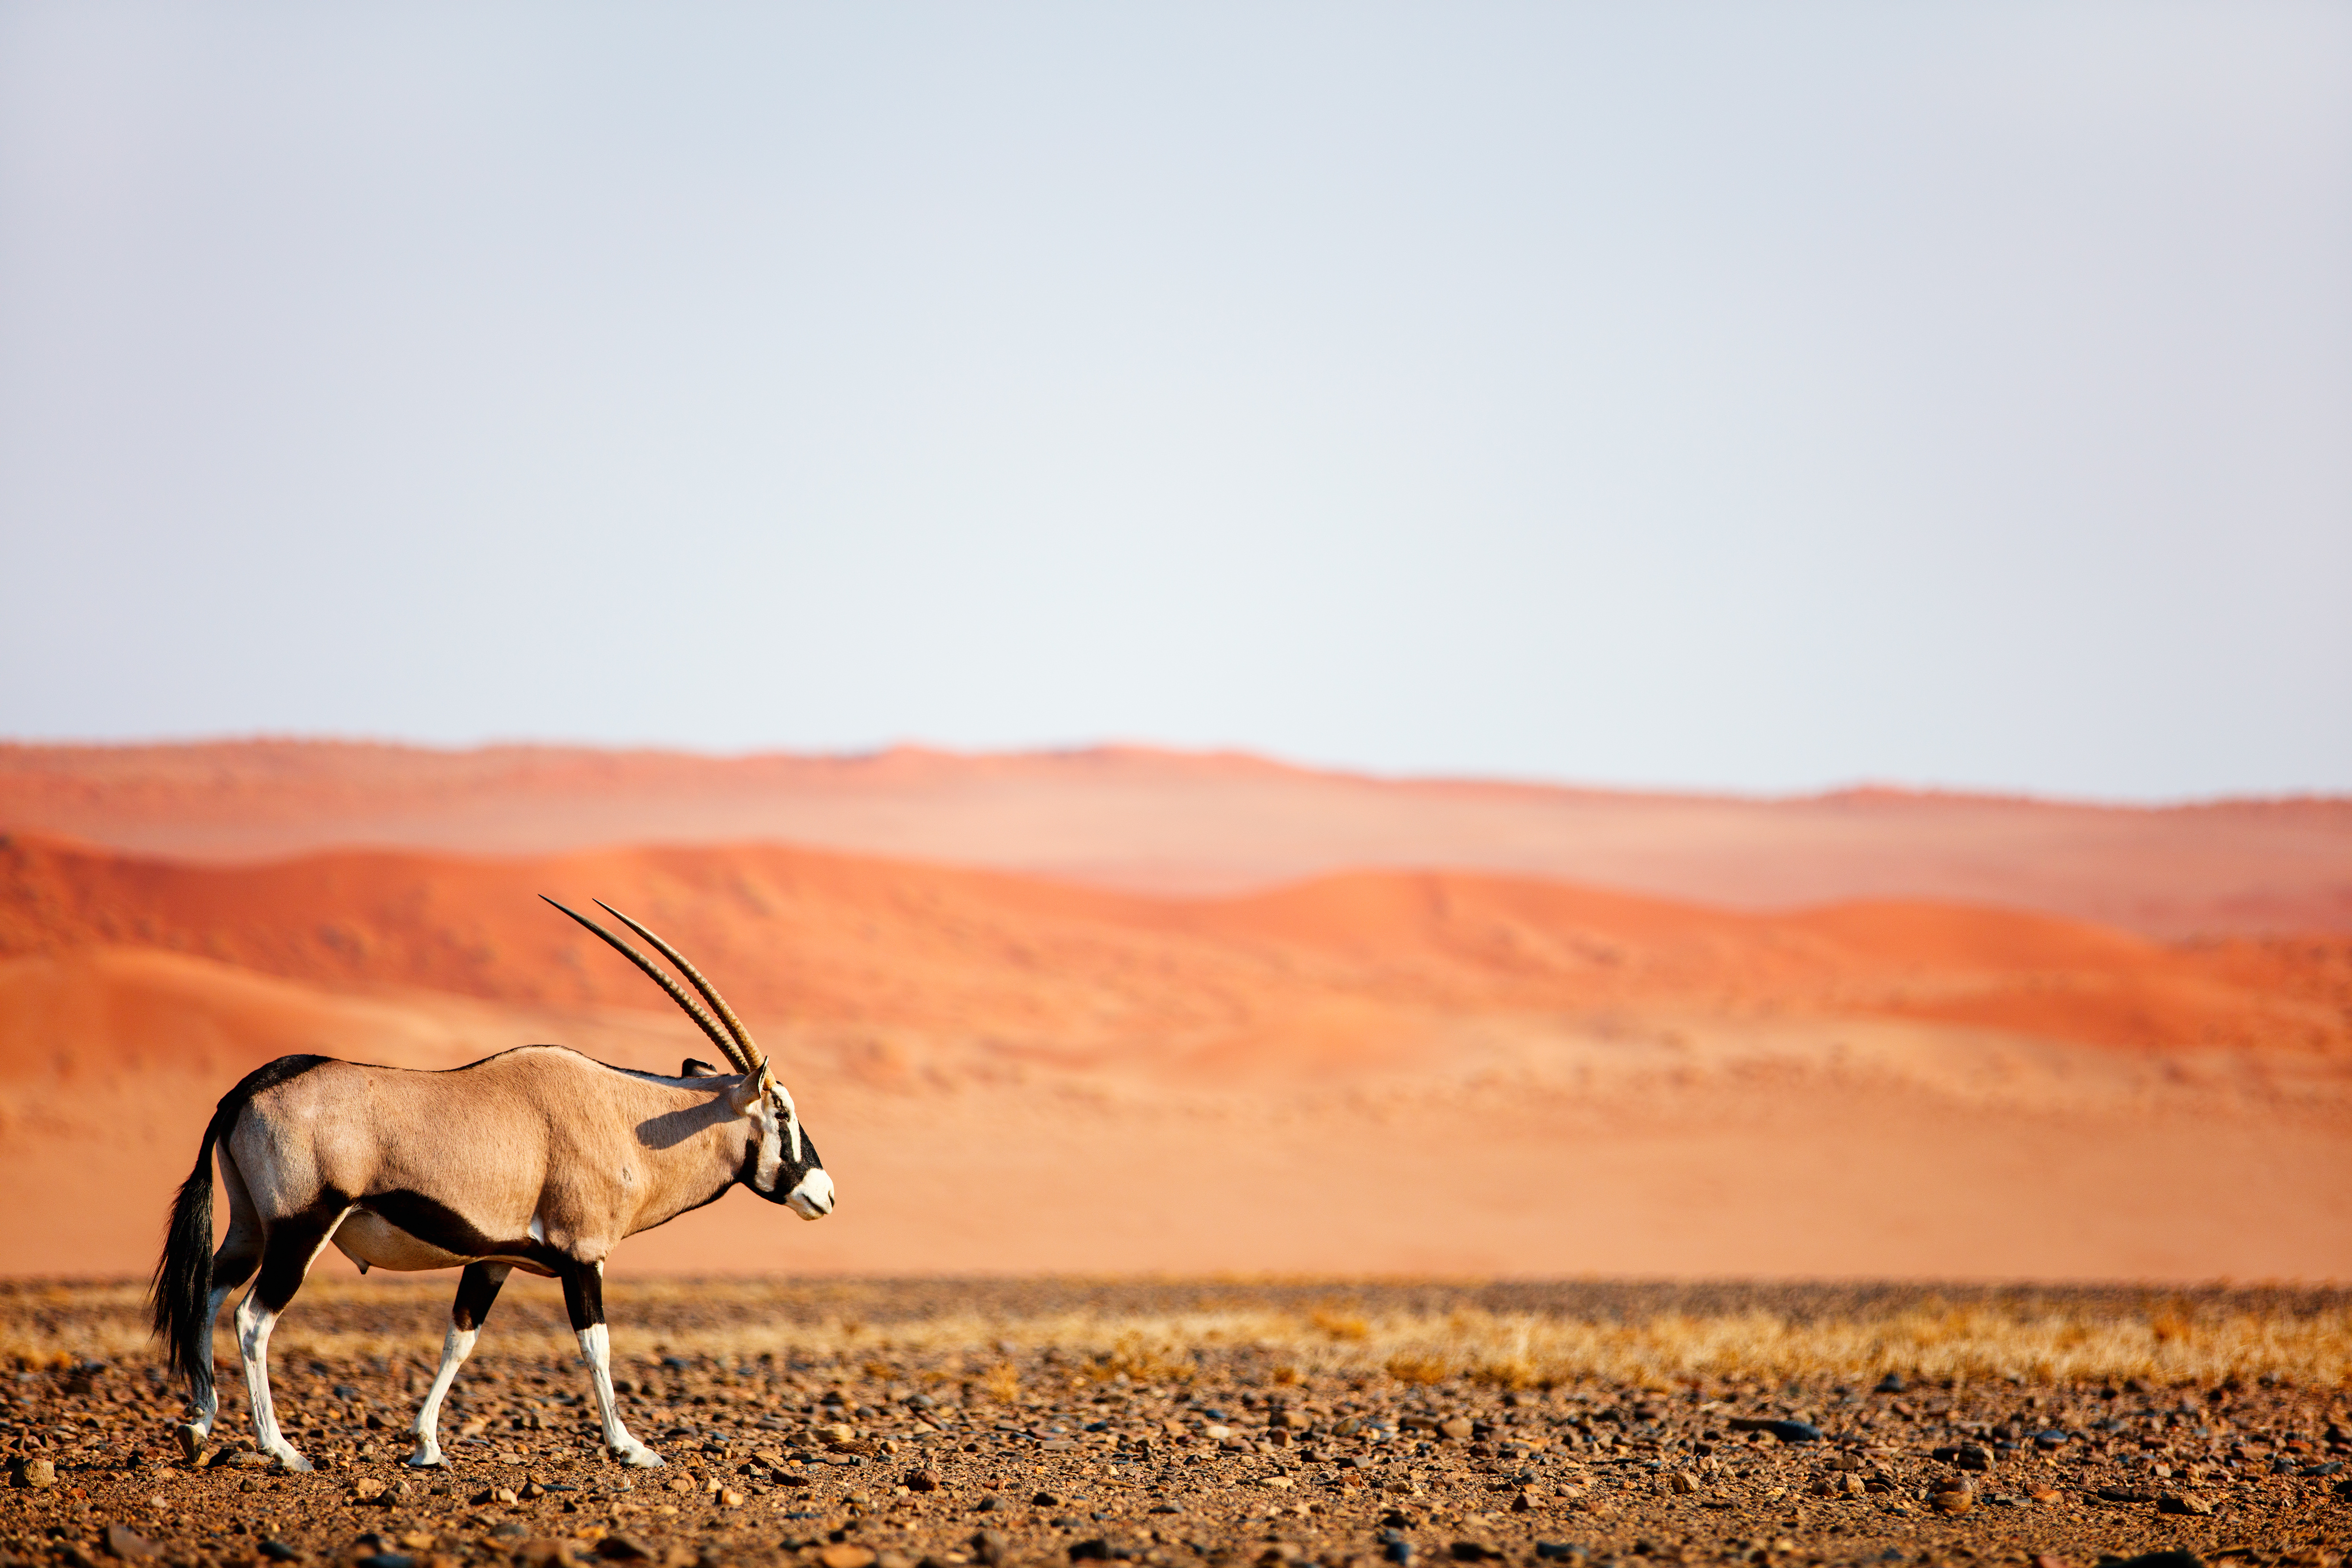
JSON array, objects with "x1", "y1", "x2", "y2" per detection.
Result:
[
  {"x1": 680, "y1": 1058, "x2": 722, "y2": 1078},
  {"x1": 725, "y1": 1076, "x2": 764, "y2": 1116}
]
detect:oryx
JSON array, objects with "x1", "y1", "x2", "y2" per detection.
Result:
[{"x1": 149, "y1": 899, "x2": 833, "y2": 1472}]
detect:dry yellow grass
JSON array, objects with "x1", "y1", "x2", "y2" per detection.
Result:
[{"x1": 6, "y1": 1277, "x2": 2347, "y2": 1391}]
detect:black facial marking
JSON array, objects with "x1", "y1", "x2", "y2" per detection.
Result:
[
  {"x1": 450, "y1": 1262, "x2": 510, "y2": 1332},
  {"x1": 738, "y1": 1121, "x2": 825, "y2": 1207}
]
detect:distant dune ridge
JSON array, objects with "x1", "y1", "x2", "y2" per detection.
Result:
[
  {"x1": 0, "y1": 740, "x2": 2346, "y2": 1281},
  {"x1": 4, "y1": 739, "x2": 2348, "y2": 934}
]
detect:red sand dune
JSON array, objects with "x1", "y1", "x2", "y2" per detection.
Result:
[
  {"x1": 4, "y1": 740, "x2": 2349, "y2": 936},
  {"x1": 3, "y1": 834, "x2": 2345, "y2": 1068},
  {"x1": 2, "y1": 829, "x2": 2348, "y2": 1281}
]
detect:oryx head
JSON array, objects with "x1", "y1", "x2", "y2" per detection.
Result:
[{"x1": 543, "y1": 897, "x2": 835, "y2": 1222}]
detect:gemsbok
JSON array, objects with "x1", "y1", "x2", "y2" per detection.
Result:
[{"x1": 149, "y1": 899, "x2": 833, "y2": 1472}]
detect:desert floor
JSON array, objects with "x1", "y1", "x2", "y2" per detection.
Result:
[{"x1": 1, "y1": 1279, "x2": 2347, "y2": 1568}]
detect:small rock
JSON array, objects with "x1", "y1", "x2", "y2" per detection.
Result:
[
  {"x1": 1447, "y1": 1545, "x2": 1501, "y2": 1563},
  {"x1": 905, "y1": 1468, "x2": 941, "y2": 1492},
  {"x1": 356, "y1": 1555, "x2": 415, "y2": 1568},
  {"x1": 1929, "y1": 1479, "x2": 1974, "y2": 1516},
  {"x1": 973, "y1": 1495, "x2": 1001, "y2": 1512},
  {"x1": 1728, "y1": 1419, "x2": 1823, "y2": 1445},
  {"x1": 512, "y1": 1541, "x2": 572, "y2": 1568},
  {"x1": 259, "y1": 1543, "x2": 302, "y2": 1563},
  {"x1": 12, "y1": 1456, "x2": 56, "y2": 1490},
  {"x1": 1069, "y1": 1542, "x2": 1112, "y2": 1564},
  {"x1": 351, "y1": 1477, "x2": 389, "y2": 1503},
  {"x1": 969, "y1": 1532, "x2": 1009, "y2": 1568},
  {"x1": 2107, "y1": 1557, "x2": 2206, "y2": 1568},
  {"x1": 818, "y1": 1548, "x2": 877, "y2": 1568},
  {"x1": 1955, "y1": 1445, "x2": 1994, "y2": 1472},
  {"x1": 1033, "y1": 1491, "x2": 1061, "y2": 1507},
  {"x1": 593, "y1": 1538, "x2": 652, "y2": 1562},
  {"x1": 2158, "y1": 1494, "x2": 2215, "y2": 1516},
  {"x1": 1438, "y1": 1419, "x2": 1475, "y2": 1442},
  {"x1": 105, "y1": 1524, "x2": 163, "y2": 1559},
  {"x1": 1667, "y1": 1472, "x2": 1700, "y2": 1496},
  {"x1": 1873, "y1": 1375, "x2": 1906, "y2": 1394}
]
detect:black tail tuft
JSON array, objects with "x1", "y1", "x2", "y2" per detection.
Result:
[{"x1": 150, "y1": 1110, "x2": 223, "y2": 1401}]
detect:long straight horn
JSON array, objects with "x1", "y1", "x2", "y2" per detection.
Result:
[
  {"x1": 540, "y1": 896, "x2": 751, "y2": 1072},
  {"x1": 594, "y1": 901, "x2": 770, "y2": 1082}
]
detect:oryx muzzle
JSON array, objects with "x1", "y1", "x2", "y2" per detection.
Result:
[{"x1": 147, "y1": 900, "x2": 831, "y2": 1473}]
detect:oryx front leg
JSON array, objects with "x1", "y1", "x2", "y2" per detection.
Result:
[
  {"x1": 408, "y1": 1262, "x2": 509, "y2": 1469},
  {"x1": 562, "y1": 1263, "x2": 660, "y2": 1467},
  {"x1": 235, "y1": 1207, "x2": 347, "y2": 1472}
]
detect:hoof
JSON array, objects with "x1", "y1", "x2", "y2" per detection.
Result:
[
  {"x1": 403, "y1": 1451, "x2": 444, "y2": 1470},
  {"x1": 616, "y1": 1445, "x2": 664, "y2": 1468},
  {"x1": 273, "y1": 1451, "x2": 314, "y2": 1473},
  {"x1": 175, "y1": 1425, "x2": 205, "y2": 1464}
]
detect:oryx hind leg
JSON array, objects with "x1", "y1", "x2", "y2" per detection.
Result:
[
  {"x1": 183, "y1": 1157, "x2": 263, "y2": 1457},
  {"x1": 407, "y1": 1261, "x2": 509, "y2": 1469},
  {"x1": 235, "y1": 1202, "x2": 352, "y2": 1472},
  {"x1": 560, "y1": 1261, "x2": 660, "y2": 1468}
]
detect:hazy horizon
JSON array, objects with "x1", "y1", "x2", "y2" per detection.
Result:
[{"x1": 4, "y1": 3, "x2": 2347, "y2": 803}]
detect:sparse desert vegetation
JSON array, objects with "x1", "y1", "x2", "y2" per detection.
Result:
[{"x1": 1, "y1": 1279, "x2": 2345, "y2": 1568}]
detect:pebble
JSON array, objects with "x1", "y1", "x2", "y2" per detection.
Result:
[
  {"x1": 12, "y1": 1456, "x2": 57, "y2": 1489},
  {"x1": 104, "y1": 1524, "x2": 162, "y2": 1559},
  {"x1": 1728, "y1": 1419, "x2": 1823, "y2": 1444}
]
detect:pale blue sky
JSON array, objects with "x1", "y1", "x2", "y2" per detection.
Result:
[{"x1": 2, "y1": 3, "x2": 2346, "y2": 800}]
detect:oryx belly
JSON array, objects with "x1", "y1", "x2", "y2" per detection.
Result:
[
  {"x1": 332, "y1": 1212, "x2": 471, "y2": 1273},
  {"x1": 332, "y1": 1200, "x2": 559, "y2": 1277}
]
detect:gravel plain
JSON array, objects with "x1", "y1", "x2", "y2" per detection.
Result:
[{"x1": 1, "y1": 1281, "x2": 2345, "y2": 1568}]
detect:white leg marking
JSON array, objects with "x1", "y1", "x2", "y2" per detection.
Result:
[
  {"x1": 405, "y1": 1324, "x2": 479, "y2": 1468},
  {"x1": 577, "y1": 1324, "x2": 661, "y2": 1467},
  {"x1": 233, "y1": 1293, "x2": 308, "y2": 1471},
  {"x1": 233, "y1": 1210, "x2": 350, "y2": 1472}
]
